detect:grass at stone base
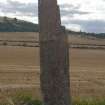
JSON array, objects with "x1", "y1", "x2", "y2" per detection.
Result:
[
  {"x1": 0, "y1": 94, "x2": 42, "y2": 105},
  {"x1": 72, "y1": 97, "x2": 105, "y2": 105},
  {"x1": 1, "y1": 94, "x2": 105, "y2": 105},
  {"x1": 0, "y1": 92, "x2": 42, "y2": 105},
  {"x1": 12, "y1": 97, "x2": 105, "y2": 105}
]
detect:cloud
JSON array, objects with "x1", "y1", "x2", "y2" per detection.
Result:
[
  {"x1": 62, "y1": 19, "x2": 105, "y2": 33},
  {"x1": 0, "y1": 0, "x2": 38, "y2": 17},
  {"x1": 0, "y1": 0, "x2": 105, "y2": 33},
  {"x1": 59, "y1": 1, "x2": 105, "y2": 33},
  {"x1": 60, "y1": 4, "x2": 90, "y2": 17}
]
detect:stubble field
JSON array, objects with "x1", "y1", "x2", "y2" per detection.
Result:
[
  {"x1": 0, "y1": 45, "x2": 104, "y2": 98},
  {"x1": 0, "y1": 32, "x2": 104, "y2": 99}
]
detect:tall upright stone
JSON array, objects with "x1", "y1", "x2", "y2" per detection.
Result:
[{"x1": 38, "y1": 0, "x2": 71, "y2": 105}]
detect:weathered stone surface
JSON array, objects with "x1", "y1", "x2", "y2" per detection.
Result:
[{"x1": 38, "y1": 0, "x2": 71, "y2": 105}]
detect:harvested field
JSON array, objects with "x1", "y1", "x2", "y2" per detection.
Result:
[
  {"x1": 0, "y1": 32, "x2": 105, "y2": 45},
  {"x1": 68, "y1": 34, "x2": 105, "y2": 45},
  {"x1": 0, "y1": 45, "x2": 104, "y2": 98},
  {"x1": 0, "y1": 32, "x2": 105, "y2": 48},
  {"x1": 70, "y1": 48, "x2": 105, "y2": 98},
  {"x1": 0, "y1": 32, "x2": 105, "y2": 99},
  {"x1": 0, "y1": 32, "x2": 39, "y2": 41}
]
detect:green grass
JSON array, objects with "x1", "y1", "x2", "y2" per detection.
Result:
[
  {"x1": 72, "y1": 98, "x2": 105, "y2": 105},
  {"x1": 0, "y1": 93, "x2": 42, "y2": 105},
  {"x1": 1, "y1": 94, "x2": 105, "y2": 105}
]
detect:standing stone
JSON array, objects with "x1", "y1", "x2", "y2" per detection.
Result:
[{"x1": 38, "y1": 0, "x2": 71, "y2": 105}]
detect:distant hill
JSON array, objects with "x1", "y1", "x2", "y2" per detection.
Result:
[
  {"x1": 0, "y1": 17, "x2": 38, "y2": 32},
  {"x1": 0, "y1": 16, "x2": 105, "y2": 39},
  {"x1": 67, "y1": 30, "x2": 105, "y2": 39}
]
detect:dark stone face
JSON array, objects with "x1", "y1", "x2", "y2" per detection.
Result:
[{"x1": 38, "y1": 0, "x2": 71, "y2": 105}]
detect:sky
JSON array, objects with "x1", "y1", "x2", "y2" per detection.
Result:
[{"x1": 0, "y1": 0, "x2": 105, "y2": 33}]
